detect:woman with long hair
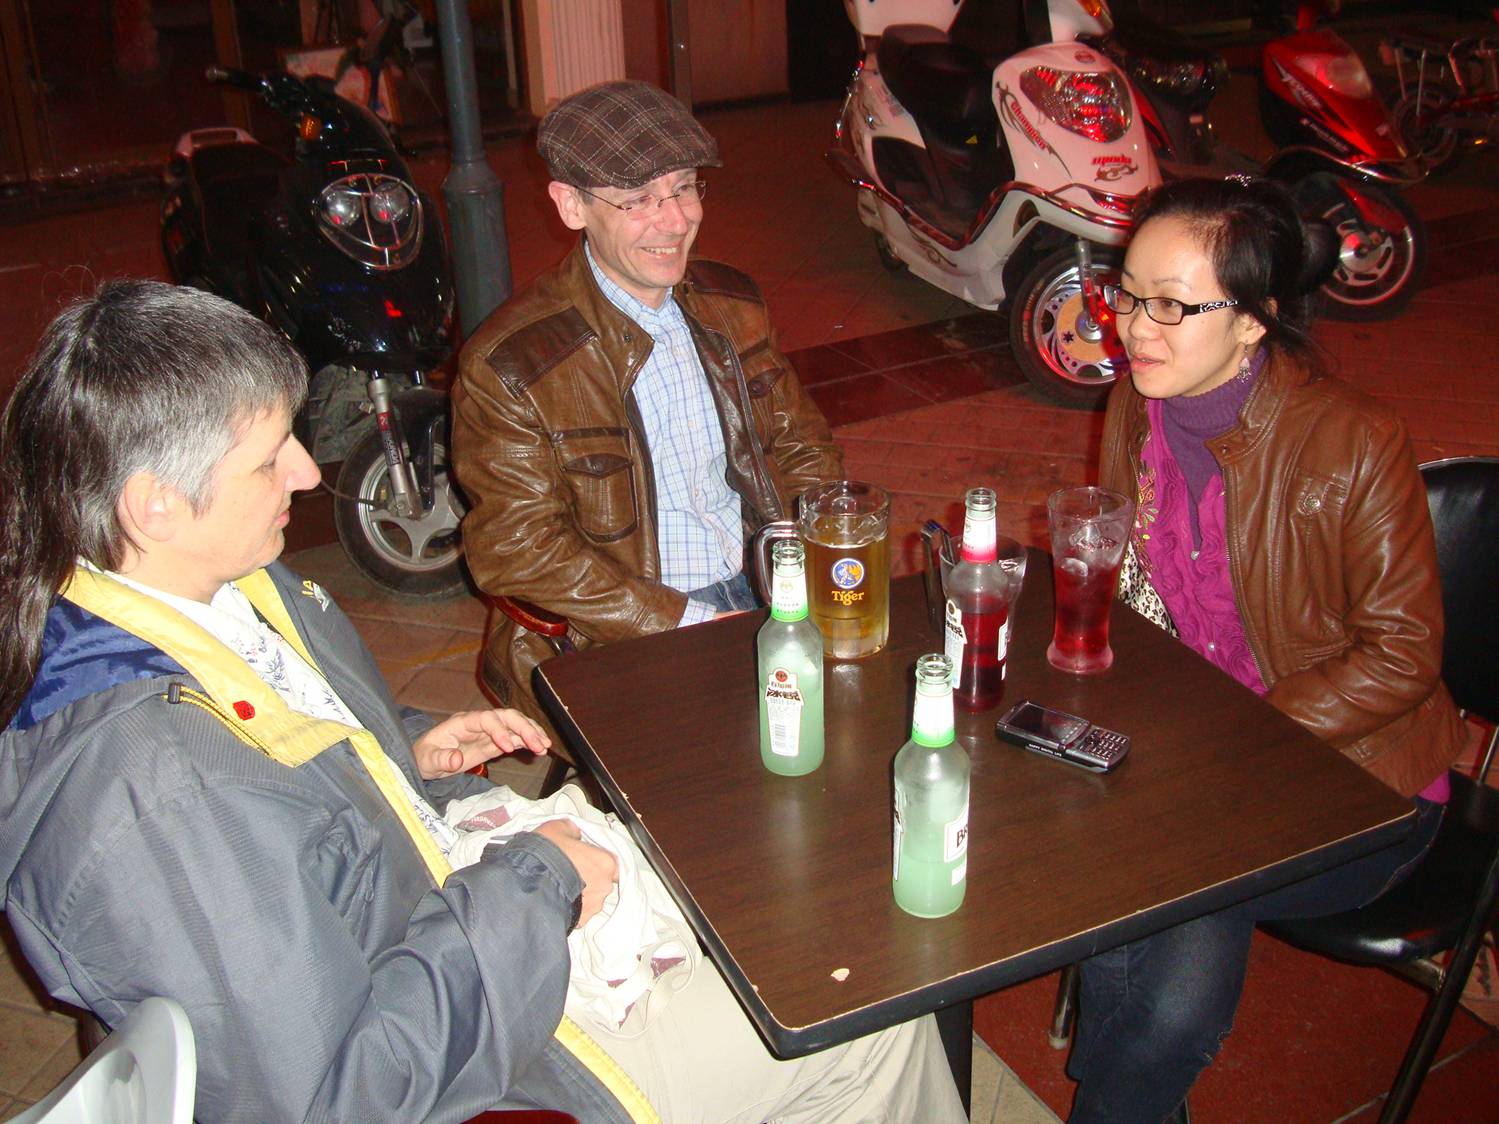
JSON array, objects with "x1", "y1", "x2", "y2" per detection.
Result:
[{"x1": 1067, "y1": 177, "x2": 1466, "y2": 1123}]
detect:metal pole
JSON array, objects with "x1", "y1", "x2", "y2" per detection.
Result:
[{"x1": 435, "y1": 0, "x2": 512, "y2": 339}]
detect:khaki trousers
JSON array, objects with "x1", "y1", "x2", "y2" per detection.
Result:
[{"x1": 578, "y1": 953, "x2": 966, "y2": 1124}]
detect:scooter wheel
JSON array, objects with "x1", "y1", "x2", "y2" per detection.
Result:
[
  {"x1": 1392, "y1": 86, "x2": 1459, "y2": 174},
  {"x1": 1010, "y1": 245, "x2": 1129, "y2": 409},
  {"x1": 1310, "y1": 181, "x2": 1427, "y2": 323},
  {"x1": 333, "y1": 428, "x2": 469, "y2": 598}
]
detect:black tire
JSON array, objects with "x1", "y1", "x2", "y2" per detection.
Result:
[
  {"x1": 1311, "y1": 180, "x2": 1427, "y2": 322},
  {"x1": 1009, "y1": 245, "x2": 1129, "y2": 409},
  {"x1": 333, "y1": 428, "x2": 468, "y2": 598},
  {"x1": 1392, "y1": 86, "x2": 1459, "y2": 173}
]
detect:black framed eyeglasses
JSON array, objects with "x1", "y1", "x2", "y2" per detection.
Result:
[
  {"x1": 1102, "y1": 284, "x2": 1238, "y2": 325},
  {"x1": 576, "y1": 180, "x2": 708, "y2": 214}
]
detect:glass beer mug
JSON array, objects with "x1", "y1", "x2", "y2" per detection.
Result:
[{"x1": 753, "y1": 480, "x2": 891, "y2": 660}]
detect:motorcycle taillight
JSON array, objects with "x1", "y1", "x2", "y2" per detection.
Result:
[{"x1": 1020, "y1": 66, "x2": 1131, "y2": 144}]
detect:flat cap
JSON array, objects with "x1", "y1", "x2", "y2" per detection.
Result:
[{"x1": 538, "y1": 80, "x2": 721, "y2": 190}]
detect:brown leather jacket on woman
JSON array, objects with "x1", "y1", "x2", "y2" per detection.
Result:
[
  {"x1": 452, "y1": 244, "x2": 843, "y2": 736},
  {"x1": 1099, "y1": 351, "x2": 1465, "y2": 796}
]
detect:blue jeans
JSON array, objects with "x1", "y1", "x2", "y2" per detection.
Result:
[
  {"x1": 1067, "y1": 796, "x2": 1445, "y2": 1124},
  {"x1": 686, "y1": 572, "x2": 760, "y2": 612}
]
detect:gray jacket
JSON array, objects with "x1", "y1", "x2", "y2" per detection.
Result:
[{"x1": 0, "y1": 563, "x2": 640, "y2": 1123}]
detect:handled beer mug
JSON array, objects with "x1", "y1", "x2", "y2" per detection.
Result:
[{"x1": 753, "y1": 480, "x2": 891, "y2": 660}]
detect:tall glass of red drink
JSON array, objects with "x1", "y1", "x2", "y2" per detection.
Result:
[{"x1": 1045, "y1": 486, "x2": 1134, "y2": 674}]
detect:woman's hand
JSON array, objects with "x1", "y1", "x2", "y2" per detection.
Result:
[{"x1": 412, "y1": 708, "x2": 551, "y2": 779}]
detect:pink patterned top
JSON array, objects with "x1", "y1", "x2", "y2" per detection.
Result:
[{"x1": 1135, "y1": 399, "x2": 1267, "y2": 695}]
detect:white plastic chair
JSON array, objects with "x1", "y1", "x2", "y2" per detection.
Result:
[{"x1": 14, "y1": 998, "x2": 196, "y2": 1124}]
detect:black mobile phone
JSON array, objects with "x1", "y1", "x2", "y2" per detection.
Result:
[{"x1": 995, "y1": 700, "x2": 1131, "y2": 773}]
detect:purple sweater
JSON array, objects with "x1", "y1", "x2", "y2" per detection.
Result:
[{"x1": 1160, "y1": 351, "x2": 1263, "y2": 548}]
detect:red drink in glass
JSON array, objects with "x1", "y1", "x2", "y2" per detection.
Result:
[
  {"x1": 954, "y1": 597, "x2": 1008, "y2": 712},
  {"x1": 1047, "y1": 554, "x2": 1123, "y2": 673},
  {"x1": 1045, "y1": 486, "x2": 1133, "y2": 675}
]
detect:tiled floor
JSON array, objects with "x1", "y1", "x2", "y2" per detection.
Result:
[{"x1": 3, "y1": 10, "x2": 1499, "y2": 1118}]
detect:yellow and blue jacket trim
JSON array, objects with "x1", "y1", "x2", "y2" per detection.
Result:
[{"x1": 53, "y1": 566, "x2": 660, "y2": 1124}]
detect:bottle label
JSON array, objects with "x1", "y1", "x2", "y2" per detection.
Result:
[
  {"x1": 943, "y1": 598, "x2": 965, "y2": 677},
  {"x1": 996, "y1": 617, "x2": 1008, "y2": 662},
  {"x1": 771, "y1": 570, "x2": 808, "y2": 620},
  {"x1": 763, "y1": 668, "x2": 804, "y2": 757},
  {"x1": 960, "y1": 514, "x2": 998, "y2": 563},
  {"x1": 944, "y1": 804, "x2": 969, "y2": 864},
  {"x1": 911, "y1": 687, "x2": 955, "y2": 746},
  {"x1": 892, "y1": 787, "x2": 905, "y2": 880}
]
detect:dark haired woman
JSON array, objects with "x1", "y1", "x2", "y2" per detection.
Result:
[{"x1": 1067, "y1": 177, "x2": 1465, "y2": 1123}]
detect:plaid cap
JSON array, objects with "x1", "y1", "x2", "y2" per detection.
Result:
[{"x1": 538, "y1": 81, "x2": 721, "y2": 190}]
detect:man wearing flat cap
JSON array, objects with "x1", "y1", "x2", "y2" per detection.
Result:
[{"x1": 453, "y1": 80, "x2": 843, "y2": 741}]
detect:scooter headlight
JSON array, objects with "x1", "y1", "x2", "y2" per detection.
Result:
[
  {"x1": 1021, "y1": 66, "x2": 1132, "y2": 143},
  {"x1": 314, "y1": 172, "x2": 424, "y2": 270},
  {"x1": 322, "y1": 187, "x2": 363, "y2": 228},
  {"x1": 1322, "y1": 54, "x2": 1374, "y2": 99},
  {"x1": 1127, "y1": 55, "x2": 1224, "y2": 100},
  {"x1": 369, "y1": 182, "x2": 412, "y2": 224}
]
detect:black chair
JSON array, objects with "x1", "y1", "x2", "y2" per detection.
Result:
[
  {"x1": 1047, "y1": 456, "x2": 1499, "y2": 1124},
  {"x1": 1263, "y1": 456, "x2": 1499, "y2": 1122}
]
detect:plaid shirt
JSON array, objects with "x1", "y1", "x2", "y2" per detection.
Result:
[{"x1": 587, "y1": 244, "x2": 742, "y2": 625}]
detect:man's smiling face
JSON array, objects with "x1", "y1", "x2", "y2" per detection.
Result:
[{"x1": 551, "y1": 169, "x2": 702, "y2": 309}]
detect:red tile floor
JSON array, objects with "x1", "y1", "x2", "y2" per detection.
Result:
[{"x1": 3, "y1": 16, "x2": 1499, "y2": 1118}]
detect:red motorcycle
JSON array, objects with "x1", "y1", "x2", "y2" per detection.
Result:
[
  {"x1": 1077, "y1": 0, "x2": 1428, "y2": 320},
  {"x1": 1384, "y1": 14, "x2": 1499, "y2": 174}
]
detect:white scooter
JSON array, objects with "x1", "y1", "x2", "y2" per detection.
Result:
[{"x1": 825, "y1": 0, "x2": 1158, "y2": 406}]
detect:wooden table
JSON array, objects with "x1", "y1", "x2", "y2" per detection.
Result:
[{"x1": 535, "y1": 552, "x2": 1414, "y2": 1070}]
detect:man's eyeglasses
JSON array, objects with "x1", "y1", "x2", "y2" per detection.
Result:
[
  {"x1": 576, "y1": 180, "x2": 708, "y2": 215},
  {"x1": 1102, "y1": 284, "x2": 1238, "y2": 326}
]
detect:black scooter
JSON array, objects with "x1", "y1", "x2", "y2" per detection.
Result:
[{"x1": 161, "y1": 32, "x2": 463, "y2": 597}]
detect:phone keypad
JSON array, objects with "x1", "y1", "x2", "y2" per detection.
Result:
[{"x1": 1072, "y1": 729, "x2": 1129, "y2": 767}]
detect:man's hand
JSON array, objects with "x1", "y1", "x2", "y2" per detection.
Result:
[
  {"x1": 533, "y1": 819, "x2": 618, "y2": 928},
  {"x1": 412, "y1": 708, "x2": 551, "y2": 779}
]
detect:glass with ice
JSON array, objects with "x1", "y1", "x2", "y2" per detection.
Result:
[{"x1": 1045, "y1": 486, "x2": 1134, "y2": 675}]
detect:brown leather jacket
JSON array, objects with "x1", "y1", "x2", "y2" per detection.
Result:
[
  {"x1": 1099, "y1": 352, "x2": 1465, "y2": 796},
  {"x1": 452, "y1": 244, "x2": 842, "y2": 736}
]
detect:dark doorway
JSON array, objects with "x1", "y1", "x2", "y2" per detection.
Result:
[{"x1": 786, "y1": 0, "x2": 858, "y2": 102}]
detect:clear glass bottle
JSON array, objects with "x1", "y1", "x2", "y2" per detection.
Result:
[
  {"x1": 893, "y1": 653, "x2": 970, "y2": 918},
  {"x1": 758, "y1": 540, "x2": 825, "y2": 776},
  {"x1": 944, "y1": 487, "x2": 1013, "y2": 713}
]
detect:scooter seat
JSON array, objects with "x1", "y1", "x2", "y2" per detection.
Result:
[
  {"x1": 877, "y1": 24, "x2": 998, "y2": 143},
  {"x1": 188, "y1": 143, "x2": 288, "y2": 267},
  {"x1": 189, "y1": 140, "x2": 288, "y2": 188}
]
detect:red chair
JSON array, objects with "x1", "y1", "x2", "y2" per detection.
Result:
[
  {"x1": 493, "y1": 596, "x2": 576, "y2": 656},
  {"x1": 484, "y1": 596, "x2": 579, "y2": 796}
]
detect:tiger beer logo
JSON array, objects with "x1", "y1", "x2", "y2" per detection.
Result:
[{"x1": 830, "y1": 557, "x2": 866, "y2": 606}]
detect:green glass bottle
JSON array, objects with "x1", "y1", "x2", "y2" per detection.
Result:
[
  {"x1": 893, "y1": 653, "x2": 970, "y2": 917},
  {"x1": 758, "y1": 540, "x2": 825, "y2": 775}
]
